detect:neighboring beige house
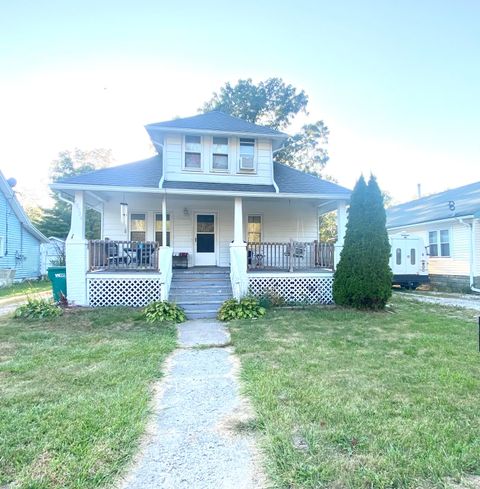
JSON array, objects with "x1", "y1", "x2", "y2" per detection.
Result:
[
  {"x1": 387, "y1": 181, "x2": 480, "y2": 292},
  {"x1": 51, "y1": 111, "x2": 351, "y2": 317}
]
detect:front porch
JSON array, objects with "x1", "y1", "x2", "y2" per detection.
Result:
[{"x1": 64, "y1": 190, "x2": 346, "y2": 311}]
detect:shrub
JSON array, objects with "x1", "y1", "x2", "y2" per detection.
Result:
[
  {"x1": 143, "y1": 301, "x2": 186, "y2": 323},
  {"x1": 218, "y1": 297, "x2": 266, "y2": 321},
  {"x1": 333, "y1": 175, "x2": 392, "y2": 310},
  {"x1": 14, "y1": 298, "x2": 63, "y2": 320}
]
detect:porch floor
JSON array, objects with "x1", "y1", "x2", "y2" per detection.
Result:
[{"x1": 248, "y1": 267, "x2": 333, "y2": 274}]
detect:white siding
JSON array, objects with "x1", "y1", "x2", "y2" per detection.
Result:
[
  {"x1": 388, "y1": 221, "x2": 473, "y2": 277},
  {"x1": 475, "y1": 220, "x2": 480, "y2": 277},
  {"x1": 101, "y1": 194, "x2": 318, "y2": 267},
  {"x1": 164, "y1": 134, "x2": 273, "y2": 186}
]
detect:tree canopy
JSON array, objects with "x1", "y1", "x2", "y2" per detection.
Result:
[
  {"x1": 202, "y1": 78, "x2": 329, "y2": 176},
  {"x1": 333, "y1": 175, "x2": 392, "y2": 309},
  {"x1": 33, "y1": 148, "x2": 113, "y2": 239}
]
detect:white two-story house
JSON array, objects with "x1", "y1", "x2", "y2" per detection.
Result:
[{"x1": 52, "y1": 111, "x2": 351, "y2": 318}]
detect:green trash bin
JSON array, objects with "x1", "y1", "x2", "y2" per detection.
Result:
[{"x1": 47, "y1": 266, "x2": 67, "y2": 302}]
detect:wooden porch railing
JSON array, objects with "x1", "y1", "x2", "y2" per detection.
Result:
[
  {"x1": 247, "y1": 240, "x2": 334, "y2": 272},
  {"x1": 88, "y1": 240, "x2": 160, "y2": 272}
]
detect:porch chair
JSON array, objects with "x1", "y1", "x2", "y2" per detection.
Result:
[
  {"x1": 134, "y1": 242, "x2": 159, "y2": 267},
  {"x1": 104, "y1": 241, "x2": 126, "y2": 267}
]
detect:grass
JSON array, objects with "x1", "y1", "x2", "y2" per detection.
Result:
[
  {"x1": 0, "y1": 279, "x2": 52, "y2": 299},
  {"x1": 0, "y1": 307, "x2": 177, "y2": 489},
  {"x1": 229, "y1": 297, "x2": 480, "y2": 488}
]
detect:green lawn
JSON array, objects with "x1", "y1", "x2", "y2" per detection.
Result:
[
  {"x1": 0, "y1": 279, "x2": 52, "y2": 299},
  {"x1": 0, "y1": 307, "x2": 176, "y2": 489},
  {"x1": 230, "y1": 298, "x2": 480, "y2": 488}
]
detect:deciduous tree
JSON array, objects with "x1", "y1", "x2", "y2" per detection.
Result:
[
  {"x1": 202, "y1": 78, "x2": 329, "y2": 176},
  {"x1": 34, "y1": 148, "x2": 113, "y2": 239}
]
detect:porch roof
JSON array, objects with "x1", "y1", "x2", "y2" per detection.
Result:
[{"x1": 53, "y1": 157, "x2": 351, "y2": 199}]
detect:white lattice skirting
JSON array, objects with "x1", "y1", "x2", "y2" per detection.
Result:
[
  {"x1": 248, "y1": 275, "x2": 334, "y2": 304},
  {"x1": 88, "y1": 278, "x2": 163, "y2": 307}
]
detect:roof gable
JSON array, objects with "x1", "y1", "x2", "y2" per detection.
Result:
[
  {"x1": 387, "y1": 181, "x2": 480, "y2": 228},
  {"x1": 145, "y1": 111, "x2": 287, "y2": 138}
]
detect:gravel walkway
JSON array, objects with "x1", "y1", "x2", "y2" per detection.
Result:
[
  {"x1": 119, "y1": 319, "x2": 264, "y2": 489},
  {"x1": 397, "y1": 291, "x2": 480, "y2": 311}
]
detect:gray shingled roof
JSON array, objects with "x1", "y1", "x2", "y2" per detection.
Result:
[
  {"x1": 56, "y1": 156, "x2": 351, "y2": 198},
  {"x1": 145, "y1": 111, "x2": 287, "y2": 137},
  {"x1": 387, "y1": 181, "x2": 480, "y2": 228},
  {"x1": 164, "y1": 181, "x2": 275, "y2": 193},
  {"x1": 274, "y1": 163, "x2": 351, "y2": 196},
  {"x1": 58, "y1": 156, "x2": 163, "y2": 187}
]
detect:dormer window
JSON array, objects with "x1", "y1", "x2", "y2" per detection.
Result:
[
  {"x1": 212, "y1": 137, "x2": 229, "y2": 171},
  {"x1": 184, "y1": 135, "x2": 202, "y2": 170},
  {"x1": 239, "y1": 138, "x2": 255, "y2": 171}
]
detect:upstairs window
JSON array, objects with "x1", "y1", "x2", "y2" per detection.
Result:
[
  {"x1": 239, "y1": 138, "x2": 255, "y2": 171},
  {"x1": 212, "y1": 137, "x2": 229, "y2": 171},
  {"x1": 155, "y1": 213, "x2": 171, "y2": 246},
  {"x1": 247, "y1": 215, "x2": 262, "y2": 243},
  {"x1": 428, "y1": 229, "x2": 450, "y2": 257},
  {"x1": 130, "y1": 213, "x2": 146, "y2": 241},
  {"x1": 184, "y1": 135, "x2": 202, "y2": 170}
]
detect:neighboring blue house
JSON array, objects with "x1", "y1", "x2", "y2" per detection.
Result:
[{"x1": 0, "y1": 170, "x2": 48, "y2": 285}]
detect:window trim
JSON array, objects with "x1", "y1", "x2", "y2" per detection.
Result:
[
  {"x1": 246, "y1": 214, "x2": 263, "y2": 243},
  {"x1": 129, "y1": 212, "x2": 147, "y2": 242},
  {"x1": 154, "y1": 212, "x2": 173, "y2": 247},
  {"x1": 238, "y1": 137, "x2": 257, "y2": 173},
  {"x1": 183, "y1": 134, "x2": 203, "y2": 172},
  {"x1": 211, "y1": 136, "x2": 230, "y2": 173},
  {"x1": 428, "y1": 228, "x2": 451, "y2": 257}
]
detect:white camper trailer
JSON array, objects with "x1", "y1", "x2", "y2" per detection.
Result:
[{"x1": 389, "y1": 233, "x2": 429, "y2": 289}]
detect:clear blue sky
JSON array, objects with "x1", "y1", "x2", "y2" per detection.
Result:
[{"x1": 0, "y1": 0, "x2": 478, "y2": 205}]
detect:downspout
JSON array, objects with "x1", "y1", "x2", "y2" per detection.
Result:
[
  {"x1": 271, "y1": 145, "x2": 283, "y2": 193},
  {"x1": 457, "y1": 218, "x2": 480, "y2": 293}
]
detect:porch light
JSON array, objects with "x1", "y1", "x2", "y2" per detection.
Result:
[
  {"x1": 183, "y1": 207, "x2": 189, "y2": 217},
  {"x1": 120, "y1": 202, "x2": 129, "y2": 231}
]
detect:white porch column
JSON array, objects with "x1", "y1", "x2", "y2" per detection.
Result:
[
  {"x1": 161, "y1": 195, "x2": 167, "y2": 247},
  {"x1": 66, "y1": 191, "x2": 89, "y2": 306},
  {"x1": 230, "y1": 196, "x2": 248, "y2": 299},
  {"x1": 233, "y1": 196, "x2": 243, "y2": 244},
  {"x1": 334, "y1": 200, "x2": 347, "y2": 269}
]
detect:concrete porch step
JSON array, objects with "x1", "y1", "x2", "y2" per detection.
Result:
[
  {"x1": 170, "y1": 293, "x2": 231, "y2": 303},
  {"x1": 172, "y1": 274, "x2": 230, "y2": 280},
  {"x1": 187, "y1": 310, "x2": 219, "y2": 320},
  {"x1": 170, "y1": 267, "x2": 232, "y2": 319},
  {"x1": 170, "y1": 279, "x2": 231, "y2": 287}
]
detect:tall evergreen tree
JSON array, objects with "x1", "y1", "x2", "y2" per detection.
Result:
[{"x1": 333, "y1": 175, "x2": 392, "y2": 309}]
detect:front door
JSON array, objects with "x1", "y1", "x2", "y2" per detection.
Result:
[{"x1": 194, "y1": 213, "x2": 216, "y2": 266}]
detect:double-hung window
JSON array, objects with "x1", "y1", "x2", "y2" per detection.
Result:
[
  {"x1": 239, "y1": 138, "x2": 255, "y2": 171},
  {"x1": 155, "y1": 213, "x2": 171, "y2": 246},
  {"x1": 212, "y1": 137, "x2": 229, "y2": 171},
  {"x1": 184, "y1": 135, "x2": 202, "y2": 170},
  {"x1": 247, "y1": 215, "x2": 262, "y2": 243},
  {"x1": 428, "y1": 229, "x2": 450, "y2": 257},
  {"x1": 130, "y1": 213, "x2": 146, "y2": 241}
]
